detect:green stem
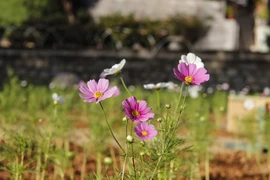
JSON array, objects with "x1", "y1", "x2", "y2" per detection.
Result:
[
  {"x1": 156, "y1": 90, "x2": 161, "y2": 112},
  {"x1": 80, "y1": 147, "x2": 87, "y2": 180},
  {"x1": 130, "y1": 123, "x2": 136, "y2": 179},
  {"x1": 150, "y1": 155, "x2": 162, "y2": 179},
  {"x1": 121, "y1": 120, "x2": 129, "y2": 180},
  {"x1": 175, "y1": 83, "x2": 185, "y2": 113},
  {"x1": 205, "y1": 148, "x2": 209, "y2": 180},
  {"x1": 179, "y1": 86, "x2": 189, "y2": 114},
  {"x1": 119, "y1": 75, "x2": 132, "y2": 96},
  {"x1": 99, "y1": 102, "x2": 125, "y2": 153},
  {"x1": 97, "y1": 152, "x2": 102, "y2": 177},
  {"x1": 122, "y1": 144, "x2": 128, "y2": 180}
]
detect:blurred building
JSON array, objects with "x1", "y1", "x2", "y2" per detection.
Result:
[{"x1": 88, "y1": 0, "x2": 270, "y2": 52}]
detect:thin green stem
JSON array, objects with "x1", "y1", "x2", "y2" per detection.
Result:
[
  {"x1": 156, "y1": 90, "x2": 161, "y2": 112},
  {"x1": 179, "y1": 86, "x2": 189, "y2": 114},
  {"x1": 150, "y1": 155, "x2": 162, "y2": 179},
  {"x1": 119, "y1": 75, "x2": 132, "y2": 96},
  {"x1": 122, "y1": 144, "x2": 128, "y2": 180},
  {"x1": 175, "y1": 83, "x2": 185, "y2": 113},
  {"x1": 130, "y1": 123, "x2": 136, "y2": 179},
  {"x1": 205, "y1": 148, "x2": 209, "y2": 180},
  {"x1": 99, "y1": 102, "x2": 125, "y2": 153},
  {"x1": 121, "y1": 120, "x2": 129, "y2": 180}
]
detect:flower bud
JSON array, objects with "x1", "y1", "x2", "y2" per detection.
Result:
[
  {"x1": 140, "y1": 141, "x2": 145, "y2": 147},
  {"x1": 126, "y1": 135, "x2": 134, "y2": 143},
  {"x1": 104, "y1": 157, "x2": 113, "y2": 166},
  {"x1": 165, "y1": 104, "x2": 171, "y2": 109},
  {"x1": 122, "y1": 116, "x2": 128, "y2": 122},
  {"x1": 200, "y1": 116, "x2": 205, "y2": 121},
  {"x1": 140, "y1": 151, "x2": 145, "y2": 156},
  {"x1": 157, "y1": 118, "x2": 162, "y2": 122}
]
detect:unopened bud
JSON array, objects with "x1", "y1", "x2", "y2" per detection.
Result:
[
  {"x1": 104, "y1": 157, "x2": 113, "y2": 165},
  {"x1": 157, "y1": 118, "x2": 162, "y2": 122},
  {"x1": 200, "y1": 116, "x2": 205, "y2": 121},
  {"x1": 122, "y1": 116, "x2": 128, "y2": 122},
  {"x1": 140, "y1": 151, "x2": 145, "y2": 156},
  {"x1": 140, "y1": 141, "x2": 145, "y2": 147},
  {"x1": 126, "y1": 135, "x2": 134, "y2": 143},
  {"x1": 165, "y1": 104, "x2": 171, "y2": 109}
]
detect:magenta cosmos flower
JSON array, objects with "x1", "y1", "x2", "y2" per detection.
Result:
[
  {"x1": 173, "y1": 63, "x2": 210, "y2": 85},
  {"x1": 134, "y1": 122, "x2": 157, "y2": 140},
  {"x1": 122, "y1": 96, "x2": 154, "y2": 122},
  {"x1": 79, "y1": 78, "x2": 119, "y2": 103}
]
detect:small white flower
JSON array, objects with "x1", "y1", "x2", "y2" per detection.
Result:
[
  {"x1": 207, "y1": 87, "x2": 214, "y2": 94},
  {"x1": 143, "y1": 83, "x2": 156, "y2": 89},
  {"x1": 263, "y1": 87, "x2": 270, "y2": 96},
  {"x1": 188, "y1": 85, "x2": 201, "y2": 99},
  {"x1": 143, "y1": 82, "x2": 172, "y2": 90},
  {"x1": 179, "y1": 53, "x2": 204, "y2": 69},
  {"x1": 221, "y1": 83, "x2": 230, "y2": 91},
  {"x1": 243, "y1": 99, "x2": 254, "y2": 110},
  {"x1": 104, "y1": 157, "x2": 113, "y2": 165},
  {"x1": 102, "y1": 59, "x2": 126, "y2": 77},
  {"x1": 52, "y1": 93, "x2": 66, "y2": 103},
  {"x1": 126, "y1": 135, "x2": 134, "y2": 143},
  {"x1": 165, "y1": 81, "x2": 176, "y2": 91}
]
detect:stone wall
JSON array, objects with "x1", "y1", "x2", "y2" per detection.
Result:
[
  {"x1": 0, "y1": 49, "x2": 269, "y2": 93},
  {"x1": 89, "y1": 0, "x2": 225, "y2": 20}
]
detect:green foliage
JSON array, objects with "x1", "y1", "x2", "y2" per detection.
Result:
[
  {"x1": 0, "y1": 0, "x2": 62, "y2": 27},
  {"x1": 99, "y1": 13, "x2": 209, "y2": 49},
  {"x1": 0, "y1": 0, "x2": 29, "y2": 26},
  {"x1": 0, "y1": 70, "x2": 228, "y2": 179}
]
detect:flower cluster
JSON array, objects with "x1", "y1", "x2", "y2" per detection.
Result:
[
  {"x1": 174, "y1": 53, "x2": 210, "y2": 85},
  {"x1": 79, "y1": 53, "x2": 210, "y2": 140},
  {"x1": 122, "y1": 96, "x2": 157, "y2": 140},
  {"x1": 78, "y1": 52, "x2": 211, "y2": 178}
]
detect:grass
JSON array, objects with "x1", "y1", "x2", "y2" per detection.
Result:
[{"x1": 0, "y1": 72, "x2": 232, "y2": 179}]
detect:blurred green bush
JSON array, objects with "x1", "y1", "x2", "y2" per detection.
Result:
[{"x1": 1, "y1": 3, "x2": 209, "y2": 50}]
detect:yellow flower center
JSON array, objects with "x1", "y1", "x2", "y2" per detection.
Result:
[
  {"x1": 185, "y1": 76, "x2": 194, "y2": 84},
  {"x1": 94, "y1": 91, "x2": 103, "y2": 98},
  {"x1": 141, "y1": 131, "x2": 148, "y2": 136},
  {"x1": 132, "y1": 110, "x2": 140, "y2": 117}
]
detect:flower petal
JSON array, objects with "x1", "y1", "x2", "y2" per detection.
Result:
[
  {"x1": 138, "y1": 100, "x2": 147, "y2": 111},
  {"x1": 97, "y1": 78, "x2": 109, "y2": 92},
  {"x1": 187, "y1": 64, "x2": 197, "y2": 76},
  {"x1": 174, "y1": 68, "x2": 185, "y2": 81},
  {"x1": 100, "y1": 86, "x2": 118, "y2": 101},
  {"x1": 87, "y1": 80, "x2": 97, "y2": 93},
  {"x1": 187, "y1": 53, "x2": 196, "y2": 64},
  {"x1": 79, "y1": 85, "x2": 92, "y2": 95}
]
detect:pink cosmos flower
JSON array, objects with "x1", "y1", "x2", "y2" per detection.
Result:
[
  {"x1": 122, "y1": 96, "x2": 154, "y2": 122},
  {"x1": 79, "y1": 78, "x2": 119, "y2": 103},
  {"x1": 134, "y1": 122, "x2": 158, "y2": 140},
  {"x1": 173, "y1": 63, "x2": 210, "y2": 85}
]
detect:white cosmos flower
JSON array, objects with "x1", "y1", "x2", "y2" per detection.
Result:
[
  {"x1": 102, "y1": 59, "x2": 126, "y2": 77},
  {"x1": 263, "y1": 87, "x2": 270, "y2": 96},
  {"x1": 52, "y1": 93, "x2": 66, "y2": 103},
  {"x1": 165, "y1": 81, "x2": 176, "y2": 91},
  {"x1": 243, "y1": 99, "x2": 254, "y2": 110},
  {"x1": 143, "y1": 82, "x2": 169, "y2": 90},
  {"x1": 188, "y1": 85, "x2": 202, "y2": 99},
  {"x1": 179, "y1": 53, "x2": 204, "y2": 69}
]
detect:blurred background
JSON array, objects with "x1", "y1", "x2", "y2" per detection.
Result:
[
  {"x1": 0, "y1": 0, "x2": 269, "y2": 91},
  {"x1": 1, "y1": 1, "x2": 270, "y2": 179}
]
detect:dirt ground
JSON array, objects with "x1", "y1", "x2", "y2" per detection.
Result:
[{"x1": 0, "y1": 117, "x2": 269, "y2": 179}]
